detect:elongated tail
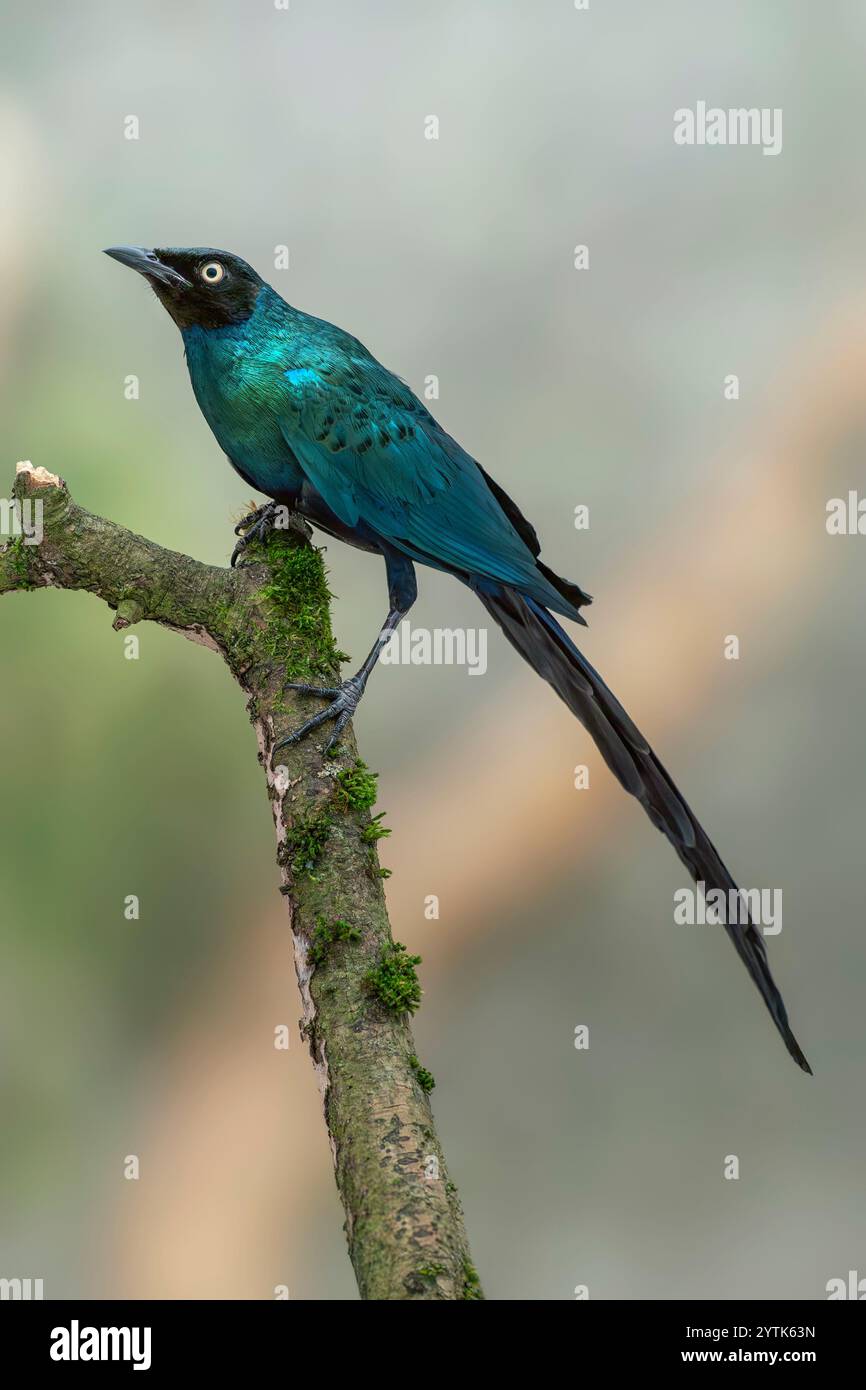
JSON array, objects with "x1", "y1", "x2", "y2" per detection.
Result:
[{"x1": 477, "y1": 586, "x2": 810, "y2": 1073}]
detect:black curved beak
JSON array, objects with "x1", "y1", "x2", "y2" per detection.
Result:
[{"x1": 103, "y1": 245, "x2": 190, "y2": 289}]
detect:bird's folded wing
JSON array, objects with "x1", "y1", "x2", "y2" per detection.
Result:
[{"x1": 277, "y1": 357, "x2": 548, "y2": 593}]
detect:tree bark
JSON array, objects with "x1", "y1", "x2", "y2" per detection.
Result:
[{"x1": 1, "y1": 462, "x2": 482, "y2": 1302}]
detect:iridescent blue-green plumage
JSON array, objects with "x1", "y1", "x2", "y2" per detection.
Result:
[
  {"x1": 103, "y1": 244, "x2": 810, "y2": 1075},
  {"x1": 182, "y1": 284, "x2": 585, "y2": 617}
]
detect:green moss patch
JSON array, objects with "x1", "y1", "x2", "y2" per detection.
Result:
[
  {"x1": 336, "y1": 759, "x2": 379, "y2": 813},
  {"x1": 285, "y1": 807, "x2": 333, "y2": 878},
  {"x1": 364, "y1": 941, "x2": 422, "y2": 1015},
  {"x1": 408, "y1": 1053, "x2": 435, "y2": 1094}
]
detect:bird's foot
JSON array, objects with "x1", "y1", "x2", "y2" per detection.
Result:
[
  {"x1": 274, "y1": 675, "x2": 365, "y2": 755},
  {"x1": 231, "y1": 501, "x2": 280, "y2": 568},
  {"x1": 231, "y1": 502, "x2": 313, "y2": 567}
]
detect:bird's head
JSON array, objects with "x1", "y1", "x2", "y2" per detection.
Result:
[{"x1": 103, "y1": 246, "x2": 265, "y2": 330}]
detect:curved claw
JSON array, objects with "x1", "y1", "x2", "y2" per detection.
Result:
[{"x1": 230, "y1": 538, "x2": 247, "y2": 569}]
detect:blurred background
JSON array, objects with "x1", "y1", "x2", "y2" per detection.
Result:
[{"x1": 1, "y1": 0, "x2": 864, "y2": 1300}]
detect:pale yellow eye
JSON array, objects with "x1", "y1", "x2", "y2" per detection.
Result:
[{"x1": 200, "y1": 260, "x2": 225, "y2": 285}]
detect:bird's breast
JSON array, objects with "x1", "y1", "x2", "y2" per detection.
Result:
[{"x1": 183, "y1": 327, "x2": 304, "y2": 500}]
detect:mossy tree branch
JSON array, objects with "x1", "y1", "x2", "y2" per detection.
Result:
[{"x1": 1, "y1": 463, "x2": 481, "y2": 1302}]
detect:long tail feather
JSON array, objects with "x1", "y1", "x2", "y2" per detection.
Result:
[{"x1": 478, "y1": 586, "x2": 810, "y2": 1073}]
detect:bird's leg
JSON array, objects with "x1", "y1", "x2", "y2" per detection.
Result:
[
  {"x1": 274, "y1": 550, "x2": 417, "y2": 755},
  {"x1": 277, "y1": 610, "x2": 403, "y2": 753}
]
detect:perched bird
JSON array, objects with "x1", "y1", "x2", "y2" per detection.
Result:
[{"x1": 104, "y1": 244, "x2": 810, "y2": 1073}]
